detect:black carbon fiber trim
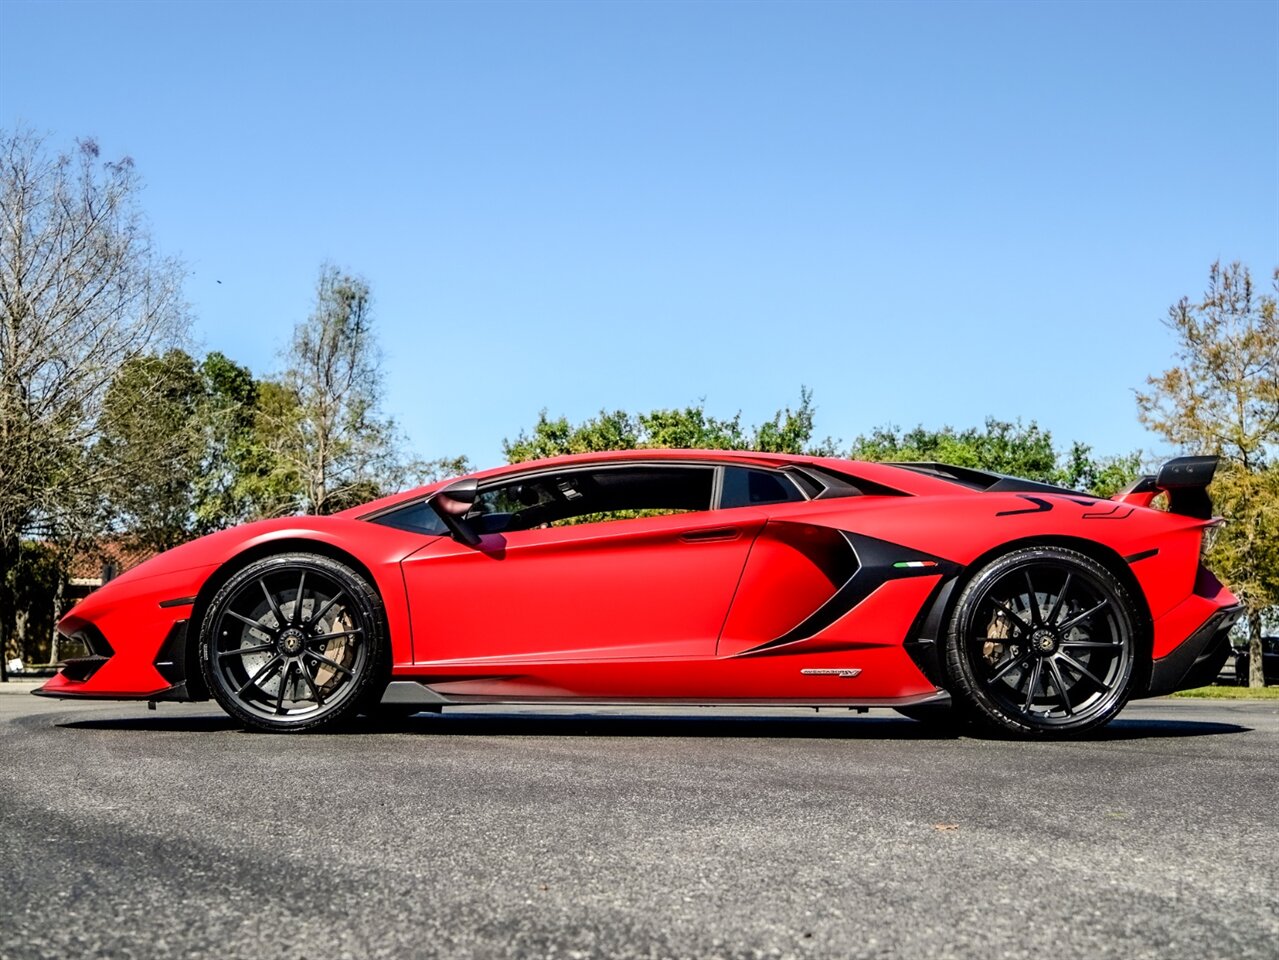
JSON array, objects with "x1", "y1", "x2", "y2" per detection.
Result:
[
  {"x1": 735, "y1": 532, "x2": 961, "y2": 657},
  {"x1": 995, "y1": 496, "x2": 1053, "y2": 517},
  {"x1": 152, "y1": 620, "x2": 190, "y2": 687},
  {"x1": 1123, "y1": 548, "x2": 1159, "y2": 564}
]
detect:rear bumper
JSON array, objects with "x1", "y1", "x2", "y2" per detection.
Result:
[{"x1": 1144, "y1": 603, "x2": 1244, "y2": 697}]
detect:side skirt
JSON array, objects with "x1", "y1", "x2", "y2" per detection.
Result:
[{"x1": 379, "y1": 679, "x2": 950, "y2": 710}]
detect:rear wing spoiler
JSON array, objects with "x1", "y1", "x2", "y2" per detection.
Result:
[{"x1": 1111, "y1": 456, "x2": 1218, "y2": 519}]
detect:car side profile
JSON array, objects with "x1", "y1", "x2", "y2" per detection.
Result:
[{"x1": 38, "y1": 449, "x2": 1241, "y2": 737}]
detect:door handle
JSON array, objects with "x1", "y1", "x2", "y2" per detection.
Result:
[{"x1": 680, "y1": 528, "x2": 740, "y2": 543}]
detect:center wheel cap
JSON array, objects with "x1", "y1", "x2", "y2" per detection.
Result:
[
  {"x1": 280, "y1": 629, "x2": 305, "y2": 656},
  {"x1": 1031, "y1": 628, "x2": 1058, "y2": 655}
]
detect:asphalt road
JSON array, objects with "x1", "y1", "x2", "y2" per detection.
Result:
[{"x1": 1, "y1": 685, "x2": 1276, "y2": 960}]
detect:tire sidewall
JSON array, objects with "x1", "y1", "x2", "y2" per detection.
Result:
[
  {"x1": 943, "y1": 546, "x2": 1138, "y2": 738},
  {"x1": 199, "y1": 552, "x2": 387, "y2": 733}
]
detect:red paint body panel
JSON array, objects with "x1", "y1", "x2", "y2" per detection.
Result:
[
  {"x1": 401, "y1": 510, "x2": 767, "y2": 662},
  {"x1": 717, "y1": 521, "x2": 857, "y2": 656},
  {"x1": 41, "y1": 449, "x2": 1239, "y2": 707}
]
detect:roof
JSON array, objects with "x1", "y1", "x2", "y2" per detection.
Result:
[{"x1": 342, "y1": 448, "x2": 975, "y2": 518}]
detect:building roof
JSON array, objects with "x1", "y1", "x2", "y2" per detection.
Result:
[{"x1": 67, "y1": 540, "x2": 157, "y2": 585}]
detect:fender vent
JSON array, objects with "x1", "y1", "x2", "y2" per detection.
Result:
[{"x1": 152, "y1": 620, "x2": 190, "y2": 685}]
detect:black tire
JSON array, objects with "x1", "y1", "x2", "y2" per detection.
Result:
[
  {"x1": 943, "y1": 546, "x2": 1138, "y2": 738},
  {"x1": 199, "y1": 552, "x2": 387, "y2": 733}
]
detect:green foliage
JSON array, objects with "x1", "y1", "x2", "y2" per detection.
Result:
[
  {"x1": 504, "y1": 409, "x2": 640, "y2": 463},
  {"x1": 3, "y1": 542, "x2": 62, "y2": 664},
  {"x1": 752, "y1": 387, "x2": 839, "y2": 456},
  {"x1": 415, "y1": 455, "x2": 474, "y2": 483},
  {"x1": 0, "y1": 130, "x2": 184, "y2": 677},
  {"x1": 1137, "y1": 261, "x2": 1279, "y2": 686},
  {"x1": 93, "y1": 349, "x2": 206, "y2": 551},
  {"x1": 260, "y1": 264, "x2": 406, "y2": 515},
  {"x1": 193, "y1": 352, "x2": 263, "y2": 530},
  {"x1": 848, "y1": 418, "x2": 1140, "y2": 496},
  {"x1": 503, "y1": 388, "x2": 834, "y2": 463},
  {"x1": 93, "y1": 349, "x2": 310, "y2": 544},
  {"x1": 1170, "y1": 684, "x2": 1279, "y2": 700}
]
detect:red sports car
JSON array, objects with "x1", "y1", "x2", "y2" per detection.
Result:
[{"x1": 39, "y1": 449, "x2": 1240, "y2": 737}]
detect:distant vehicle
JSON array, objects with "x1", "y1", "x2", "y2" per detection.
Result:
[
  {"x1": 1234, "y1": 637, "x2": 1279, "y2": 685},
  {"x1": 38, "y1": 451, "x2": 1240, "y2": 738}
]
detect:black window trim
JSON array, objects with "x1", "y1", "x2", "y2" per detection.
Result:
[
  {"x1": 361, "y1": 458, "x2": 818, "y2": 531},
  {"x1": 469, "y1": 460, "x2": 813, "y2": 514}
]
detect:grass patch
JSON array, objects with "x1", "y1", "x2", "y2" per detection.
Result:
[{"x1": 1170, "y1": 684, "x2": 1279, "y2": 700}]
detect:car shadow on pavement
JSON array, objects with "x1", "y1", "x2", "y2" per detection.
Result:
[
  {"x1": 1088, "y1": 718, "x2": 1250, "y2": 741},
  {"x1": 55, "y1": 714, "x2": 241, "y2": 733},
  {"x1": 368, "y1": 713, "x2": 967, "y2": 740},
  {"x1": 359, "y1": 712, "x2": 1250, "y2": 741},
  {"x1": 54, "y1": 711, "x2": 1249, "y2": 741}
]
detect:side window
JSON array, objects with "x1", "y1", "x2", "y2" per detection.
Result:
[
  {"x1": 466, "y1": 466, "x2": 716, "y2": 533},
  {"x1": 368, "y1": 499, "x2": 450, "y2": 536},
  {"x1": 719, "y1": 467, "x2": 806, "y2": 509}
]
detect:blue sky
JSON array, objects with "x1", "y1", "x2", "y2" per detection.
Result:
[{"x1": 2, "y1": 0, "x2": 1276, "y2": 469}]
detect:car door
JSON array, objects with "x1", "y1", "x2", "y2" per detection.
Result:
[{"x1": 401, "y1": 464, "x2": 767, "y2": 664}]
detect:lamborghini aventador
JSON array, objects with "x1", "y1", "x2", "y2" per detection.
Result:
[{"x1": 38, "y1": 450, "x2": 1240, "y2": 737}]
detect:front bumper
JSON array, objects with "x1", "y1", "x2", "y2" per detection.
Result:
[
  {"x1": 35, "y1": 619, "x2": 199, "y2": 702},
  {"x1": 34, "y1": 562, "x2": 216, "y2": 701}
]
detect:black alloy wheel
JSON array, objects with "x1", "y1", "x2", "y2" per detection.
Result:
[
  {"x1": 944, "y1": 546, "x2": 1138, "y2": 737},
  {"x1": 200, "y1": 553, "x2": 386, "y2": 732}
]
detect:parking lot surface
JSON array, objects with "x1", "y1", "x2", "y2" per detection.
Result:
[{"x1": 1, "y1": 685, "x2": 1276, "y2": 960}]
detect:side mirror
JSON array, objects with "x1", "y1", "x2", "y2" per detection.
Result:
[{"x1": 429, "y1": 478, "x2": 482, "y2": 547}]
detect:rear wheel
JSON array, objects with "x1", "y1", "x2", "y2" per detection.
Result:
[
  {"x1": 944, "y1": 547, "x2": 1137, "y2": 738},
  {"x1": 199, "y1": 553, "x2": 386, "y2": 732}
]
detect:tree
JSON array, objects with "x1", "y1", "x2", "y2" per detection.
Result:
[
  {"x1": 93, "y1": 350, "x2": 205, "y2": 552},
  {"x1": 261, "y1": 264, "x2": 404, "y2": 515},
  {"x1": 848, "y1": 418, "x2": 1139, "y2": 496},
  {"x1": 1137, "y1": 261, "x2": 1279, "y2": 687},
  {"x1": 0, "y1": 130, "x2": 184, "y2": 679},
  {"x1": 3, "y1": 541, "x2": 61, "y2": 666},
  {"x1": 502, "y1": 389, "x2": 835, "y2": 463},
  {"x1": 192, "y1": 351, "x2": 266, "y2": 531}
]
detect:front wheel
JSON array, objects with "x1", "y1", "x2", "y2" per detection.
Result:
[
  {"x1": 943, "y1": 547, "x2": 1138, "y2": 738},
  {"x1": 199, "y1": 553, "x2": 387, "y2": 732}
]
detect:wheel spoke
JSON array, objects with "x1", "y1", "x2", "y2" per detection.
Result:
[
  {"x1": 1059, "y1": 651, "x2": 1109, "y2": 688},
  {"x1": 1059, "y1": 599, "x2": 1108, "y2": 633},
  {"x1": 308, "y1": 629, "x2": 363, "y2": 645},
  {"x1": 276, "y1": 661, "x2": 293, "y2": 714},
  {"x1": 293, "y1": 571, "x2": 307, "y2": 626},
  {"x1": 1046, "y1": 573, "x2": 1073, "y2": 626},
  {"x1": 225, "y1": 609, "x2": 277, "y2": 637},
  {"x1": 299, "y1": 662, "x2": 326, "y2": 705},
  {"x1": 303, "y1": 649, "x2": 353, "y2": 677},
  {"x1": 988, "y1": 653, "x2": 1030, "y2": 684},
  {"x1": 218, "y1": 642, "x2": 275, "y2": 660},
  {"x1": 1023, "y1": 571, "x2": 1041, "y2": 625},
  {"x1": 1061, "y1": 639, "x2": 1123, "y2": 649},
  {"x1": 1047, "y1": 659, "x2": 1073, "y2": 716},
  {"x1": 259, "y1": 579, "x2": 286, "y2": 630},
  {"x1": 306, "y1": 591, "x2": 346, "y2": 630},
  {"x1": 1022, "y1": 659, "x2": 1043, "y2": 714},
  {"x1": 236, "y1": 655, "x2": 283, "y2": 697}
]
